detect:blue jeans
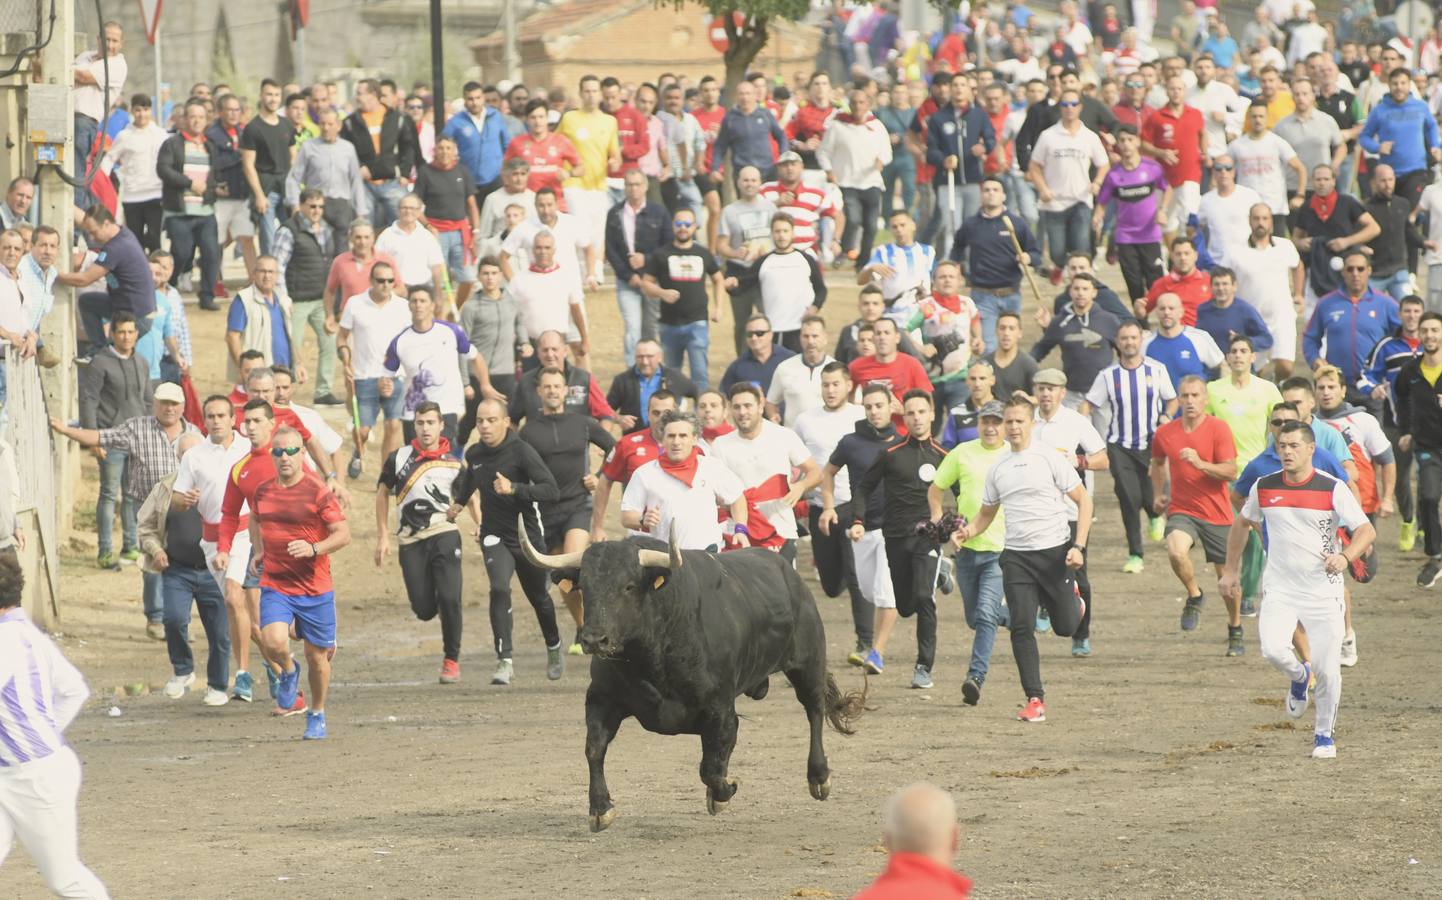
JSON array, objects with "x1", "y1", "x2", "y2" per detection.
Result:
[
  {"x1": 1004, "y1": 173, "x2": 1040, "y2": 235},
  {"x1": 1040, "y1": 202, "x2": 1092, "y2": 270},
  {"x1": 970, "y1": 286, "x2": 1022, "y2": 354},
  {"x1": 659, "y1": 320, "x2": 711, "y2": 389},
  {"x1": 256, "y1": 190, "x2": 284, "y2": 256},
  {"x1": 96, "y1": 448, "x2": 137, "y2": 557},
  {"x1": 74, "y1": 114, "x2": 99, "y2": 206},
  {"x1": 165, "y1": 213, "x2": 221, "y2": 304},
  {"x1": 353, "y1": 376, "x2": 405, "y2": 426},
  {"x1": 366, "y1": 179, "x2": 407, "y2": 230},
  {"x1": 955, "y1": 548, "x2": 1006, "y2": 684},
  {"x1": 933, "y1": 181, "x2": 982, "y2": 262},
  {"x1": 162, "y1": 564, "x2": 231, "y2": 690},
  {"x1": 143, "y1": 571, "x2": 163, "y2": 624},
  {"x1": 436, "y1": 229, "x2": 472, "y2": 286},
  {"x1": 615, "y1": 282, "x2": 658, "y2": 365},
  {"x1": 1370, "y1": 270, "x2": 1411, "y2": 303},
  {"x1": 881, "y1": 160, "x2": 916, "y2": 219}
]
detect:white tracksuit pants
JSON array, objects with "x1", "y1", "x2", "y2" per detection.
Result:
[
  {"x1": 0, "y1": 747, "x2": 109, "y2": 898},
  {"x1": 1258, "y1": 590, "x2": 1345, "y2": 738}
]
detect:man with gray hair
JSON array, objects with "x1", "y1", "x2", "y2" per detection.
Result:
[
  {"x1": 285, "y1": 107, "x2": 370, "y2": 232},
  {"x1": 855, "y1": 782, "x2": 972, "y2": 898}
]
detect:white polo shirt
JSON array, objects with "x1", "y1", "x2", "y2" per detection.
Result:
[
  {"x1": 710, "y1": 421, "x2": 813, "y2": 540},
  {"x1": 507, "y1": 265, "x2": 585, "y2": 341},
  {"x1": 793, "y1": 402, "x2": 863, "y2": 506},
  {"x1": 339, "y1": 291, "x2": 414, "y2": 379},
  {"x1": 173, "y1": 433, "x2": 252, "y2": 524},
  {"x1": 767, "y1": 354, "x2": 835, "y2": 426},
  {"x1": 621, "y1": 456, "x2": 744, "y2": 550},
  {"x1": 1032, "y1": 406, "x2": 1104, "y2": 520},
  {"x1": 375, "y1": 222, "x2": 445, "y2": 287}
]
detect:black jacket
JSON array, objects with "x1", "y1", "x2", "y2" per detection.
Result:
[
  {"x1": 519, "y1": 412, "x2": 616, "y2": 505},
  {"x1": 604, "y1": 201, "x2": 670, "y2": 283},
  {"x1": 1395, "y1": 355, "x2": 1442, "y2": 451},
  {"x1": 452, "y1": 432, "x2": 559, "y2": 546},
  {"x1": 1364, "y1": 193, "x2": 1423, "y2": 279},
  {"x1": 156, "y1": 132, "x2": 221, "y2": 213},
  {"x1": 279, "y1": 211, "x2": 334, "y2": 301},
  {"x1": 606, "y1": 366, "x2": 698, "y2": 424},
  {"x1": 339, "y1": 107, "x2": 418, "y2": 182},
  {"x1": 509, "y1": 363, "x2": 602, "y2": 425},
  {"x1": 829, "y1": 419, "x2": 900, "y2": 531},
  {"x1": 851, "y1": 432, "x2": 947, "y2": 539},
  {"x1": 203, "y1": 122, "x2": 250, "y2": 200}
]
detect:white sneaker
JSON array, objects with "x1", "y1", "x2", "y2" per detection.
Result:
[
  {"x1": 1285, "y1": 663, "x2": 1311, "y2": 719},
  {"x1": 202, "y1": 688, "x2": 229, "y2": 706},
  {"x1": 178, "y1": 271, "x2": 193, "y2": 294},
  {"x1": 163, "y1": 672, "x2": 196, "y2": 699},
  {"x1": 1339, "y1": 631, "x2": 1358, "y2": 667},
  {"x1": 1311, "y1": 734, "x2": 1337, "y2": 759}
]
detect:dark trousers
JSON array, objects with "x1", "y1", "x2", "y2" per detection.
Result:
[
  {"x1": 75, "y1": 114, "x2": 99, "y2": 206},
  {"x1": 1417, "y1": 448, "x2": 1442, "y2": 558},
  {"x1": 1068, "y1": 521, "x2": 1093, "y2": 642},
  {"x1": 482, "y1": 534, "x2": 560, "y2": 659},
  {"x1": 165, "y1": 213, "x2": 221, "y2": 305},
  {"x1": 883, "y1": 534, "x2": 940, "y2": 670},
  {"x1": 1384, "y1": 421, "x2": 1415, "y2": 522},
  {"x1": 808, "y1": 503, "x2": 873, "y2": 647},
  {"x1": 475, "y1": 177, "x2": 503, "y2": 211},
  {"x1": 399, "y1": 530, "x2": 464, "y2": 661},
  {"x1": 775, "y1": 329, "x2": 803, "y2": 353},
  {"x1": 728, "y1": 280, "x2": 761, "y2": 357},
  {"x1": 161, "y1": 563, "x2": 231, "y2": 691},
  {"x1": 1116, "y1": 241, "x2": 1163, "y2": 302},
  {"x1": 123, "y1": 200, "x2": 165, "y2": 253},
  {"x1": 841, "y1": 186, "x2": 882, "y2": 270},
  {"x1": 459, "y1": 373, "x2": 514, "y2": 448},
  {"x1": 78, "y1": 293, "x2": 153, "y2": 356},
  {"x1": 1000, "y1": 544, "x2": 1082, "y2": 701},
  {"x1": 1108, "y1": 443, "x2": 1154, "y2": 557}
]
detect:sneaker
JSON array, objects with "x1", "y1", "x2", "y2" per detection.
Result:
[
  {"x1": 312, "y1": 393, "x2": 344, "y2": 407},
  {"x1": 265, "y1": 661, "x2": 280, "y2": 699},
  {"x1": 96, "y1": 552, "x2": 120, "y2": 571},
  {"x1": 910, "y1": 664, "x2": 934, "y2": 690},
  {"x1": 1036, "y1": 608, "x2": 1052, "y2": 634},
  {"x1": 303, "y1": 711, "x2": 327, "y2": 740},
  {"x1": 846, "y1": 643, "x2": 867, "y2": 667},
  {"x1": 1240, "y1": 596, "x2": 1258, "y2": 617},
  {"x1": 862, "y1": 649, "x2": 884, "y2": 675},
  {"x1": 1147, "y1": 516, "x2": 1166, "y2": 543},
  {"x1": 439, "y1": 658, "x2": 460, "y2": 684},
  {"x1": 1226, "y1": 626, "x2": 1245, "y2": 657},
  {"x1": 146, "y1": 621, "x2": 166, "y2": 640},
  {"x1": 275, "y1": 656, "x2": 301, "y2": 711},
  {"x1": 1180, "y1": 594, "x2": 1204, "y2": 632},
  {"x1": 1017, "y1": 697, "x2": 1046, "y2": 722},
  {"x1": 961, "y1": 676, "x2": 982, "y2": 706},
  {"x1": 547, "y1": 644, "x2": 565, "y2": 680},
  {"x1": 118, "y1": 548, "x2": 141, "y2": 565},
  {"x1": 213, "y1": 280, "x2": 229, "y2": 299},
  {"x1": 232, "y1": 671, "x2": 253, "y2": 703},
  {"x1": 347, "y1": 454, "x2": 363, "y2": 480},
  {"x1": 1400, "y1": 519, "x2": 1418, "y2": 552},
  {"x1": 274, "y1": 691, "x2": 307, "y2": 717},
  {"x1": 178, "y1": 271, "x2": 193, "y2": 294},
  {"x1": 1071, "y1": 638, "x2": 1091, "y2": 657},
  {"x1": 163, "y1": 672, "x2": 195, "y2": 699},
  {"x1": 1285, "y1": 662, "x2": 1312, "y2": 719},
  {"x1": 935, "y1": 556, "x2": 955, "y2": 595},
  {"x1": 1339, "y1": 630, "x2": 1358, "y2": 667},
  {"x1": 1418, "y1": 558, "x2": 1442, "y2": 588},
  {"x1": 202, "y1": 688, "x2": 229, "y2": 706},
  {"x1": 492, "y1": 658, "x2": 514, "y2": 685},
  {"x1": 1121, "y1": 555, "x2": 1144, "y2": 574},
  {"x1": 1311, "y1": 734, "x2": 1337, "y2": 759}
]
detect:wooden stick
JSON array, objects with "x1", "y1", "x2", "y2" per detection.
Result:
[{"x1": 1000, "y1": 213, "x2": 1044, "y2": 306}]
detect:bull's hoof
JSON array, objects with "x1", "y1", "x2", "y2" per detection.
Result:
[
  {"x1": 589, "y1": 807, "x2": 618, "y2": 832},
  {"x1": 706, "y1": 778, "x2": 739, "y2": 815},
  {"x1": 809, "y1": 776, "x2": 832, "y2": 801}
]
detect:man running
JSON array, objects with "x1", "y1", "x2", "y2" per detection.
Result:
[
  {"x1": 620, "y1": 409, "x2": 749, "y2": 550},
  {"x1": 591, "y1": 390, "x2": 679, "y2": 541},
  {"x1": 1221, "y1": 421, "x2": 1375, "y2": 759},
  {"x1": 1359, "y1": 294, "x2": 1423, "y2": 550},
  {"x1": 250, "y1": 426, "x2": 352, "y2": 740}
]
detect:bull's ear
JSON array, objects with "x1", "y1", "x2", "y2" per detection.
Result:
[
  {"x1": 549, "y1": 568, "x2": 581, "y2": 593},
  {"x1": 643, "y1": 567, "x2": 671, "y2": 593}
]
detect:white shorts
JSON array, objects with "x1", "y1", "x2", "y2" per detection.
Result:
[
  {"x1": 566, "y1": 300, "x2": 589, "y2": 345},
  {"x1": 1164, "y1": 180, "x2": 1201, "y2": 234},
  {"x1": 214, "y1": 198, "x2": 255, "y2": 240},
  {"x1": 1260, "y1": 308, "x2": 1298, "y2": 363},
  {"x1": 201, "y1": 532, "x2": 252, "y2": 590},
  {"x1": 852, "y1": 529, "x2": 895, "y2": 608}
]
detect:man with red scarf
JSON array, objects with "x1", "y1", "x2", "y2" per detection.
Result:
[
  {"x1": 621, "y1": 409, "x2": 751, "y2": 551},
  {"x1": 375, "y1": 402, "x2": 468, "y2": 684},
  {"x1": 413, "y1": 136, "x2": 482, "y2": 310}
]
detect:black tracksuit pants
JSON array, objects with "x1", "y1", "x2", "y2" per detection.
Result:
[
  {"x1": 400, "y1": 531, "x2": 464, "y2": 661},
  {"x1": 1108, "y1": 443, "x2": 1154, "y2": 558},
  {"x1": 481, "y1": 535, "x2": 560, "y2": 660},
  {"x1": 809, "y1": 503, "x2": 873, "y2": 648},
  {"x1": 883, "y1": 535, "x2": 941, "y2": 670},
  {"x1": 1000, "y1": 543, "x2": 1083, "y2": 701}
]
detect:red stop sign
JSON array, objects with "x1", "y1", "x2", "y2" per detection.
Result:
[{"x1": 709, "y1": 13, "x2": 745, "y2": 53}]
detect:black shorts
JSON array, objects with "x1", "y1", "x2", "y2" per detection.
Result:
[
  {"x1": 1166, "y1": 513, "x2": 1229, "y2": 564},
  {"x1": 543, "y1": 502, "x2": 593, "y2": 544}
]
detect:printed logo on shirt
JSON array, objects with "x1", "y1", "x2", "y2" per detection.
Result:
[{"x1": 666, "y1": 254, "x2": 706, "y2": 282}]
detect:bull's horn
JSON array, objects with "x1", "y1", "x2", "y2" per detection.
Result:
[
  {"x1": 517, "y1": 515, "x2": 584, "y2": 569},
  {"x1": 637, "y1": 548, "x2": 671, "y2": 569},
  {"x1": 668, "y1": 521, "x2": 683, "y2": 570}
]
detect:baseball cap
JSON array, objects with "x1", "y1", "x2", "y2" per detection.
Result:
[
  {"x1": 977, "y1": 400, "x2": 1005, "y2": 419},
  {"x1": 1032, "y1": 368, "x2": 1067, "y2": 387},
  {"x1": 777, "y1": 150, "x2": 803, "y2": 164},
  {"x1": 154, "y1": 382, "x2": 185, "y2": 404}
]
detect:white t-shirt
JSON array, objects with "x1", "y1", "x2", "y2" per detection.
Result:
[
  {"x1": 383, "y1": 320, "x2": 478, "y2": 418},
  {"x1": 620, "y1": 456, "x2": 744, "y2": 550},
  {"x1": 502, "y1": 212, "x2": 592, "y2": 279},
  {"x1": 1229, "y1": 237, "x2": 1301, "y2": 325},
  {"x1": 103, "y1": 123, "x2": 169, "y2": 202},
  {"x1": 172, "y1": 434, "x2": 252, "y2": 524},
  {"x1": 1228, "y1": 132, "x2": 1296, "y2": 214},
  {"x1": 1032, "y1": 406, "x2": 1105, "y2": 519},
  {"x1": 286, "y1": 403, "x2": 343, "y2": 455},
  {"x1": 339, "y1": 291, "x2": 414, "y2": 379},
  {"x1": 754, "y1": 250, "x2": 822, "y2": 333},
  {"x1": 793, "y1": 403, "x2": 863, "y2": 505},
  {"x1": 1196, "y1": 184, "x2": 1262, "y2": 266},
  {"x1": 710, "y1": 421, "x2": 813, "y2": 540},
  {"x1": 375, "y1": 223, "x2": 445, "y2": 287},
  {"x1": 1188, "y1": 80, "x2": 1245, "y2": 157},
  {"x1": 767, "y1": 355, "x2": 835, "y2": 426},
  {"x1": 507, "y1": 265, "x2": 584, "y2": 340},
  {"x1": 1030, "y1": 123, "x2": 1109, "y2": 211},
  {"x1": 981, "y1": 445, "x2": 1081, "y2": 550},
  {"x1": 1240, "y1": 469, "x2": 1365, "y2": 602},
  {"x1": 1419, "y1": 183, "x2": 1442, "y2": 267},
  {"x1": 74, "y1": 50, "x2": 127, "y2": 122}
]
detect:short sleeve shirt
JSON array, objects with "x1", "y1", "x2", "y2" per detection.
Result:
[
  {"x1": 1206, "y1": 376, "x2": 1283, "y2": 471},
  {"x1": 646, "y1": 244, "x2": 719, "y2": 325},
  {"x1": 96, "y1": 227, "x2": 156, "y2": 317},
  {"x1": 338, "y1": 292, "x2": 414, "y2": 379},
  {"x1": 981, "y1": 446, "x2": 1079, "y2": 550},
  {"x1": 383, "y1": 320, "x2": 477, "y2": 418},
  {"x1": 1241, "y1": 470, "x2": 1367, "y2": 601},
  {"x1": 239, "y1": 116, "x2": 296, "y2": 194},
  {"x1": 251, "y1": 472, "x2": 346, "y2": 596},
  {"x1": 1151, "y1": 415, "x2": 1238, "y2": 525},
  {"x1": 1228, "y1": 132, "x2": 1297, "y2": 214},
  {"x1": 935, "y1": 440, "x2": 1009, "y2": 552}
]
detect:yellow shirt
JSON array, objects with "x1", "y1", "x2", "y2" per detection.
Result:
[
  {"x1": 557, "y1": 109, "x2": 619, "y2": 192},
  {"x1": 1206, "y1": 375, "x2": 1283, "y2": 471},
  {"x1": 1265, "y1": 91, "x2": 1295, "y2": 129},
  {"x1": 1422, "y1": 360, "x2": 1442, "y2": 387}
]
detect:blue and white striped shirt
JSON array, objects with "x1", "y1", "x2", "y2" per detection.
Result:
[
  {"x1": 1084, "y1": 359, "x2": 1176, "y2": 450},
  {"x1": 0, "y1": 607, "x2": 89, "y2": 767},
  {"x1": 865, "y1": 241, "x2": 934, "y2": 302}
]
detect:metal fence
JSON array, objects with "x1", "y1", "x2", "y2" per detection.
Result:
[
  {"x1": 3, "y1": 354, "x2": 60, "y2": 624},
  {"x1": 0, "y1": 0, "x2": 44, "y2": 38}
]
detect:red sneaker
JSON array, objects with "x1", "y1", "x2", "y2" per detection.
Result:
[
  {"x1": 1017, "y1": 697, "x2": 1046, "y2": 723},
  {"x1": 1048, "y1": 267, "x2": 1063, "y2": 286},
  {"x1": 439, "y1": 658, "x2": 460, "y2": 684},
  {"x1": 213, "y1": 280, "x2": 230, "y2": 299},
  {"x1": 273, "y1": 690, "x2": 307, "y2": 717}
]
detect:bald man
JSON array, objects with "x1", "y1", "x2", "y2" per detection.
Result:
[{"x1": 854, "y1": 783, "x2": 973, "y2": 898}]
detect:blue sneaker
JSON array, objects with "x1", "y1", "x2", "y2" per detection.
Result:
[
  {"x1": 265, "y1": 662, "x2": 279, "y2": 699},
  {"x1": 1071, "y1": 638, "x2": 1091, "y2": 657},
  {"x1": 862, "y1": 648, "x2": 884, "y2": 675},
  {"x1": 303, "y1": 711, "x2": 327, "y2": 740},
  {"x1": 1285, "y1": 662, "x2": 1311, "y2": 719},
  {"x1": 1311, "y1": 733, "x2": 1336, "y2": 759},
  {"x1": 232, "y1": 671, "x2": 253, "y2": 703},
  {"x1": 275, "y1": 656, "x2": 301, "y2": 712},
  {"x1": 1036, "y1": 609, "x2": 1052, "y2": 634}
]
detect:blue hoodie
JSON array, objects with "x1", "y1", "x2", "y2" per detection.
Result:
[
  {"x1": 1360, "y1": 94, "x2": 1440, "y2": 176},
  {"x1": 442, "y1": 106, "x2": 510, "y2": 187},
  {"x1": 924, "y1": 104, "x2": 996, "y2": 186}
]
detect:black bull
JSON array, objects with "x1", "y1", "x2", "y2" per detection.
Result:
[{"x1": 520, "y1": 520, "x2": 867, "y2": 832}]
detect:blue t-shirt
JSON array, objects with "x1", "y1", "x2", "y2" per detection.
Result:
[
  {"x1": 95, "y1": 226, "x2": 156, "y2": 317},
  {"x1": 135, "y1": 291, "x2": 173, "y2": 380},
  {"x1": 1146, "y1": 331, "x2": 1219, "y2": 389},
  {"x1": 226, "y1": 295, "x2": 292, "y2": 368}
]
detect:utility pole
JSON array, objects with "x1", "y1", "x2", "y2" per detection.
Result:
[
  {"x1": 503, "y1": 0, "x2": 520, "y2": 83},
  {"x1": 430, "y1": 0, "x2": 445, "y2": 139}
]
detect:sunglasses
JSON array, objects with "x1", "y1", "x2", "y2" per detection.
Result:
[
  {"x1": 1058, "y1": 101, "x2": 1080, "y2": 108},
  {"x1": 373, "y1": 277, "x2": 395, "y2": 284},
  {"x1": 1125, "y1": 82, "x2": 1144, "y2": 88},
  {"x1": 1212, "y1": 164, "x2": 1234, "y2": 171},
  {"x1": 746, "y1": 329, "x2": 771, "y2": 338},
  {"x1": 673, "y1": 219, "x2": 695, "y2": 227},
  {"x1": 270, "y1": 446, "x2": 303, "y2": 457},
  {"x1": 1269, "y1": 418, "x2": 1296, "y2": 427}
]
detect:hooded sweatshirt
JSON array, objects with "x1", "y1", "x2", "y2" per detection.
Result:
[{"x1": 828, "y1": 419, "x2": 900, "y2": 532}]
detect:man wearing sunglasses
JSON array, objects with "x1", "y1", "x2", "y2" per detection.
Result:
[
  {"x1": 1195, "y1": 154, "x2": 1261, "y2": 268},
  {"x1": 1302, "y1": 250, "x2": 1399, "y2": 413},
  {"x1": 638, "y1": 208, "x2": 723, "y2": 389},
  {"x1": 338, "y1": 261, "x2": 414, "y2": 478},
  {"x1": 1027, "y1": 89, "x2": 1110, "y2": 281}
]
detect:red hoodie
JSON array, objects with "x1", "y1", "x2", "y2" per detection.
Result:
[{"x1": 607, "y1": 103, "x2": 650, "y2": 177}]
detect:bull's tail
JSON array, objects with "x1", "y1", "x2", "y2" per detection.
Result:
[{"x1": 824, "y1": 671, "x2": 869, "y2": 735}]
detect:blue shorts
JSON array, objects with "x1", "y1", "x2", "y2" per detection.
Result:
[
  {"x1": 436, "y1": 229, "x2": 474, "y2": 286},
  {"x1": 352, "y1": 377, "x2": 404, "y2": 427},
  {"x1": 259, "y1": 588, "x2": 337, "y2": 648}
]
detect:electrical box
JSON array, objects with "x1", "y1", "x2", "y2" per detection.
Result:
[{"x1": 27, "y1": 83, "x2": 72, "y2": 150}]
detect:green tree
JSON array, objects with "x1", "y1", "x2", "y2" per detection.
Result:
[{"x1": 664, "y1": 0, "x2": 810, "y2": 97}]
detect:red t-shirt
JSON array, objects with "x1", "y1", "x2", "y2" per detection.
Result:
[
  {"x1": 785, "y1": 104, "x2": 835, "y2": 144},
  {"x1": 1151, "y1": 415, "x2": 1237, "y2": 525},
  {"x1": 325, "y1": 252, "x2": 400, "y2": 315},
  {"x1": 1144, "y1": 268, "x2": 1213, "y2": 326},
  {"x1": 1112, "y1": 102, "x2": 1156, "y2": 132},
  {"x1": 218, "y1": 446, "x2": 274, "y2": 552},
  {"x1": 251, "y1": 472, "x2": 346, "y2": 596},
  {"x1": 600, "y1": 429, "x2": 661, "y2": 487},
  {"x1": 847, "y1": 354, "x2": 934, "y2": 434},
  {"x1": 692, "y1": 105, "x2": 726, "y2": 172},
  {"x1": 758, "y1": 181, "x2": 837, "y2": 254},
  {"x1": 1140, "y1": 104, "x2": 1205, "y2": 187},
  {"x1": 504, "y1": 132, "x2": 581, "y2": 203}
]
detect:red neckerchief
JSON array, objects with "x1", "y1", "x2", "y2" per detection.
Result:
[
  {"x1": 529, "y1": 263, "x2": 561, "y2": 274},
  {"x1": 224, "y1": 126, "x2": 238, "y2": 144},
  {"x1": 180, "y1": 131, "x2": 205, "y2": 146},
  {"x1": 931, "y1": 293, "x2": 963, "y2": 314},
  {"x1": 411, "y1": 437, "x2": 451, "y2": 461},
  {"x1": 836, "y1": 111, "x2": 875, "y2": 125},
  {"x1": 658, "y1": 447, "x2": 701, "y2": 487},
  {"x1": 1309, "y1": 191, "x2": 1339, "y2": 222},
  {"x1": 703, "y1": 423, "x2": 734, "y2": 442}
]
